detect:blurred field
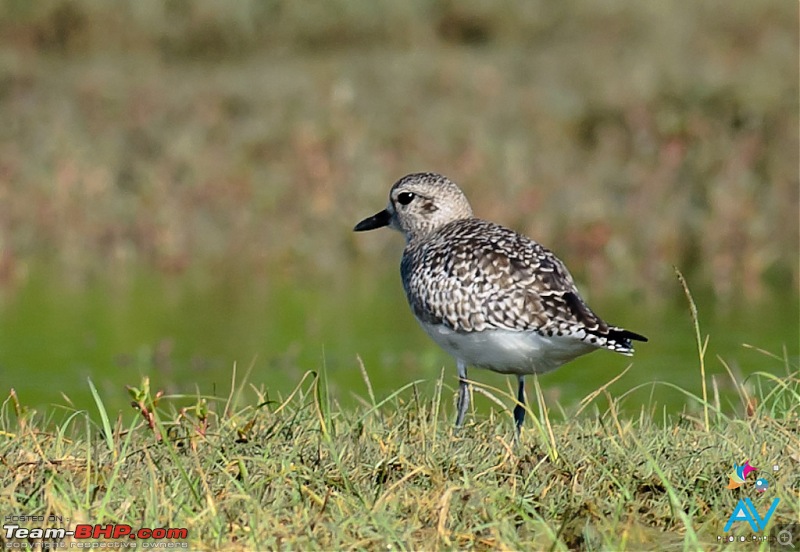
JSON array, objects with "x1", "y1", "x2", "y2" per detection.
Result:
[{"x1": 0, "y1": 0, "x2": 796, "y2": 303}]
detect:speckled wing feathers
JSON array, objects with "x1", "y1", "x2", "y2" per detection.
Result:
[{"x1": 401, "y1": 218, "x2": 639, "y2": 354}]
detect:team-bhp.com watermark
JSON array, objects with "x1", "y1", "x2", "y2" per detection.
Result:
[{"x1": 3, "y1": 517, "x2": 188, "y2": 549}]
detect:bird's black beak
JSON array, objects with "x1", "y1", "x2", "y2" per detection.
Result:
[{"x1": 354, "y1": 209, "x2": 391, "y2": 231}]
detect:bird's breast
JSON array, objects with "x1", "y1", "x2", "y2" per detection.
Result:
[{"x1": 416, "y1": 320, "x2": 595, "y2": 375}]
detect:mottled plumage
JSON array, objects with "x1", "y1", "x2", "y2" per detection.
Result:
[{"x1": 355, "y1": 172, "x2": 647, "y2": 429}]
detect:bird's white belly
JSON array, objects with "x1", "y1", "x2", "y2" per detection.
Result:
[{"x1": 418, "y1": 321, "x2": 595, "y2": 375}]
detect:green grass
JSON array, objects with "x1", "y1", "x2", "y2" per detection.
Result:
[{"x1": 2, "y1": 351, "x2": 797, "y2": 551}]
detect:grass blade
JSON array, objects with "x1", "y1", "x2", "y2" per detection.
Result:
[
  {"x1": 675, "y1": 267, "x2": 710, "y2": 432},
  {"x1": 87, "y1": 377, "x2": 116, "y2": 458}
]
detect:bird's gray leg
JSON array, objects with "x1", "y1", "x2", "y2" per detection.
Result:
[
  {"x1": 513, "y1": 375, "x2": 526, "y2": 429},
  {"x1": 455, "y1": 359, "x2": 469, "y2": 428}
]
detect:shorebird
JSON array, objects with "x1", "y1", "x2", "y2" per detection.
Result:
[{"x1": 354, "y1": 172, "x2": 647, "y2": 429}]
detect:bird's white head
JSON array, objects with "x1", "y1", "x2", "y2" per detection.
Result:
[{"x1": 354, "y1": 173, "x2": 474, "y2": 242}]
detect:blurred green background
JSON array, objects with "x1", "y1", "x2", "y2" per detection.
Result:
[{"x1": 0, "y1": 0, "x2": 797, "y2": 417}]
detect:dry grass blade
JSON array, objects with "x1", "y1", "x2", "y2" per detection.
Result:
[
  {"x1": 675, "y1": 266, "x2": 710, "y2": 432},
  {"x1": 575, "y1": 364, "x2": 632, "y2": 418},
  {"x1": 357, "y1": 354, "x2": 377, "y2": 407}
]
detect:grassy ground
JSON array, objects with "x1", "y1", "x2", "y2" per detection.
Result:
[{"x1": 1, "y1": 351, "x2": 798, "y2": 551}]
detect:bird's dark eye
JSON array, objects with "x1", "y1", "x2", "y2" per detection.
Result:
[{"x1": 397, "y1": 192, "x2": 415, "y2": 205}]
